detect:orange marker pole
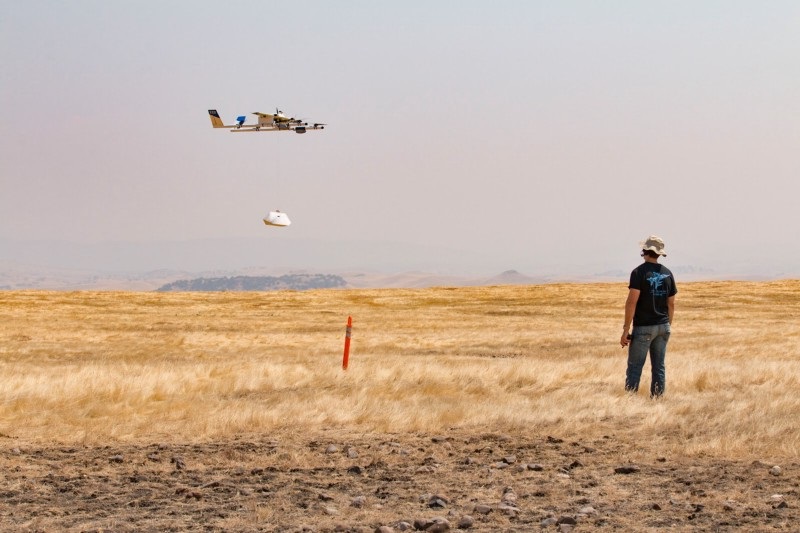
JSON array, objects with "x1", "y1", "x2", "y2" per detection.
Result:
[{"x1": 342, "y1": 316, "x2": 352, "y2": 370}]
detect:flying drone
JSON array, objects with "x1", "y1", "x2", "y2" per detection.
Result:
[{"x1": 208, "y1": 109, "x2": 326, "y2": 134}]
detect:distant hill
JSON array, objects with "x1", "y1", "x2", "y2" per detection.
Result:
[
  {"x1": 479, "y1": 269, "x2": 545, "y2": 286},
  {"x1": 156, "y1": 274, "x2": 347, "y2": 292}
]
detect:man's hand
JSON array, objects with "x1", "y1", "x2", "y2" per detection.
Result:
[
  {"x1": 622, "y1": 289, "x2": 639, "y2": 348},
  {"x1": 620, "y1": 332, "x2": 631, "y2": 348}
]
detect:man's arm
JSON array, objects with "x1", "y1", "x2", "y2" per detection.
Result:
[
  {"x1": 667, "y1": 295, "x2": 675, "y2": 325},
  {"x1": 621, "y1": 288, "x2": 640, "y2": 347}
]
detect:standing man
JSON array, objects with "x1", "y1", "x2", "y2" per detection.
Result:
[{"x1": 620, "y1": 235, "x2": 677, "y2": 397}]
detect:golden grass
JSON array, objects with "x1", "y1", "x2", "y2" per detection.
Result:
[{"x1": 1, "y1": 281, "x2": 799, "y2": 460}]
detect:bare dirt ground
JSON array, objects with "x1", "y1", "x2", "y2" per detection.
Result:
[{"x1": 2, "y1": 428, "x2": 797, "y2": 532}]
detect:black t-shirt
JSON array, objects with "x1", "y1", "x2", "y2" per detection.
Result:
[{"x1": 629, "y1": 262, "x2": 677, "y2": 327}]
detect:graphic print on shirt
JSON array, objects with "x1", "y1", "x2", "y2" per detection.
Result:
[{"x1": 646, "y1": 272, "x2": 671, "y2": 297}]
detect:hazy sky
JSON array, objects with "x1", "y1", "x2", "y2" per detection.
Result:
[{"x1": 2, "y1": 1, "x2": 799, "y2": 276}]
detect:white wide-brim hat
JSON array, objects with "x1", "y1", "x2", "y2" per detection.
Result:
[{"x1": 640, "y1": 235, "x2": 667, "y2": 257}]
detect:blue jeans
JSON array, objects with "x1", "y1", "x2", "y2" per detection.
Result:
[{"x1": 625, "y1": 323, "x2": 671, "y2": 397}]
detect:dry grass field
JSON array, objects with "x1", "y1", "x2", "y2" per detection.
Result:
[{"x1": 1, "y1": 281, "x2": 799, "y2": 532}]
